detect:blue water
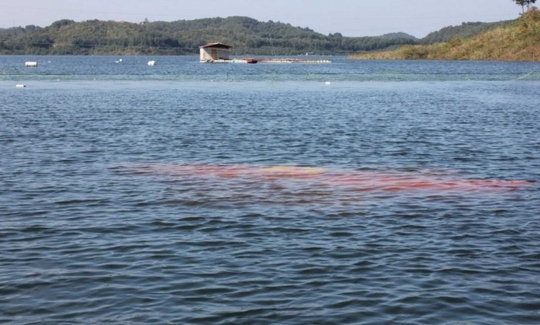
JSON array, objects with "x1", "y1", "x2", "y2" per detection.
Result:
[{"x1": 1, "y1": 55, "x2": 540, "y2": 324}]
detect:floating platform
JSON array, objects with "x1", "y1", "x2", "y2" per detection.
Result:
[
  {"x1": 259, "y1": 58, "x2": 331, "y2": 64},
  {"x1": 203, "y1": 58, "x2": 331, "y2": 64}
]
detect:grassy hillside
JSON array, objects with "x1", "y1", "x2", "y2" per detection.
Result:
[
  {"x1": 350, "y1": 8, "x2": 540, "y2": 61},
  {"x1": 421, "y1": 20, "x2": 512, "y2": 44}
]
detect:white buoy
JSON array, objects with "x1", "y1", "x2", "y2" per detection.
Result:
[
  {"x1": 25, "y1": 61, "x2": 38, "y2": 67},
  {"x1": 16, "y1": 84, "x2": 26, "y2": 88},
  {"x1": 148, "y1": 60, "x2": 156, "y2": 66},
  {"x1": 325, "y1": 81, "x2": 331, "y2": 85}
]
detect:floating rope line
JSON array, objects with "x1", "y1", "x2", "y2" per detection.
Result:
[{"x1": 514, "y1": 70, "x2": 538, "y2": 80}]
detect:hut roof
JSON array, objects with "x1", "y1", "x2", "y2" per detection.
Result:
[{"x1": 200, "y1": 42, "x2": 232, "y2": 49}]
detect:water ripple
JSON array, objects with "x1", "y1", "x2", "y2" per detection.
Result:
[{"x1": 1, "y1": 56, "x2": 540, "y2": 324}]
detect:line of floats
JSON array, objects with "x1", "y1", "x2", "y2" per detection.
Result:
[
  {"x1": 21, "y1": 57, "x2": 330, "y2": 68},
  {"x1": 14, "y1": 56, "x2": 331, "y2": 88}
]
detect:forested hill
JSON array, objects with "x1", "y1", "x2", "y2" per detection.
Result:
[
  {"x1": 0, "y1": 16, "x2": 418, "y2": 55},
  {"x1": 381, "y1": 32, "x2": 418, "y2": 41},
  {"x1": 0, "y1": 16, "x2": 515, "y2": 56}
]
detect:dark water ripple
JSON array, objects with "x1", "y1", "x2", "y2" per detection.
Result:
[{"x1": 1, "y1": 56, "x2": 540, "y2": 324}]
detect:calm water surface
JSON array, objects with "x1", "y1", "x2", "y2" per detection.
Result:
[{"x1": 1, "y1": 56, "x2": 540, "y2": 324}]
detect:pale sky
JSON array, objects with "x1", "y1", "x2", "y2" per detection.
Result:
[{"x1": 0, "y1": 0, "x2": 524, "y2": 38}]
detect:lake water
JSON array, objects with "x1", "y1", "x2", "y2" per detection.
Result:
[{"x1": 1, "y1": 55, "x2": 540, "y2": 324}]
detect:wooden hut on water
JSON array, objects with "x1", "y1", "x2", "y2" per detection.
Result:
[{"x1": 199, "y1": 42, "x2": 232, "y2": 62}]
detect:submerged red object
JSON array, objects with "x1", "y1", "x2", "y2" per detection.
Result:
[{"x1": 126, "y1": 163, "x2": 533, "y2": 193}]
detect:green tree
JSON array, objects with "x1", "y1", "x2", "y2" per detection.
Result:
[{"x1": 514, "y1": 0, "x2": 537, "y2": 13}]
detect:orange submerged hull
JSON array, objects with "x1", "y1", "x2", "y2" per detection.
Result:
[{"x1": 126, "y1": 163, "x2": 533, "y2": 193}]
